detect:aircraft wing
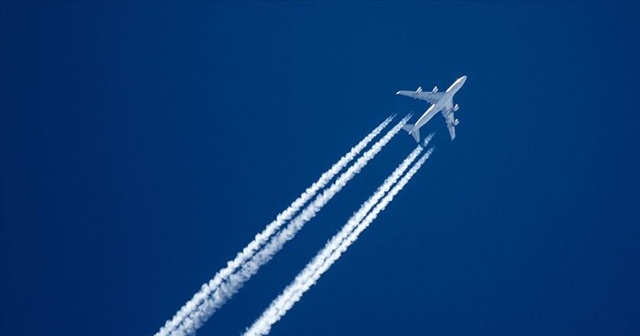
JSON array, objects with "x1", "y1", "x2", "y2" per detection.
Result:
[
  {"x1": 442, "y1": 108, "x2": 457, "y2": 141},
  {"x1": 396, "y1": 90, "x2": 444, "y2": 104},
  {"x1": 447, "y1": 123, "x2": 456, "y2": 141}
]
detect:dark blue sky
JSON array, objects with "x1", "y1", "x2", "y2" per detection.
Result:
[{"x1": 2, "y1": 2, "x2": 639, "y2": 335}]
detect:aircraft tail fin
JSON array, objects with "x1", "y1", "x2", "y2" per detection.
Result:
[{"x1": 402, "y1": 124, "x2": 420, "y2": 142}]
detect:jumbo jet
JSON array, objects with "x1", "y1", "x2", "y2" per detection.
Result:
[{"x1": 396, "y1": 75, "x2": 467, "y2": 142}]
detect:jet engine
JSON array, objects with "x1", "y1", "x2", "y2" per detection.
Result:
[
  {"x1": 453, "y1": 104, "x2": 459, "y2": 111},
  {"x1": 416, "y1": 86, "x2": 423, "y2": 93},
  {"x1": 432, "y1": 86, "x2": 438, "y2": 93},
  {"x1": 453, "y1": 119, "x2": 460, "y2": 126}
]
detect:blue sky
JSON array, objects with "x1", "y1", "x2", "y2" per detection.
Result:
[{"x1": 2, "y1": 2, "x2": 639, "y2": 335}]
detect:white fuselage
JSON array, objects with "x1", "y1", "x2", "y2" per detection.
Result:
[{"x1": 411, "y1": 76, "x2": 467, "y2": 132}]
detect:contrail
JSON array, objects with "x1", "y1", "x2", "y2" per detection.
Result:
[
  {"x1": 245, "y1": 146, "x2": 435, "y2": 336},
  {"x1": 167, "y1": 115, "x2": 412, "y2": 336},
  {"x1": 155, "y1": 116, "x2": 394, "y2": 336}
]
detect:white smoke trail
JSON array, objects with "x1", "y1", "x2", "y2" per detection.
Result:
[
  {"x1": 167, "y1": 115, "x2": 412, "y2": 336},
  {"x1": 245, "y1": 146, "x2": 435, "y2": 336},
  {"x1": 155, "y1": 117, "x2": 394, "y2": 336}
]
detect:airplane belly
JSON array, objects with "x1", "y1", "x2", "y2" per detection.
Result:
[{"x1": 414, "y1": 106, "x2": 440, "y2": 129}]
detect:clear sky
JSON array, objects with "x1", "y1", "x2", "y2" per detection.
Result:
[{"x1": 2, "y1": 2, "x2": 639, "y2": 335}]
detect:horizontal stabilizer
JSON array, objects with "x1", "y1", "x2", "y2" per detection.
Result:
[
  {"x1": 410, "y1": 129, "x2": 420, "y2": 142},
  {"x1": 401, "y1": 124, "x2": 420, "y2": 143}
]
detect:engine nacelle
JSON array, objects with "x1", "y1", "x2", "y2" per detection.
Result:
[
  {"x1": 453, "y1": 119, "x2": 460, "y2": 126},
  {"x1": 453, "y1": 104, "x2": 459, "y2": 112},
  {"x1": 416, "y1": 86, "x2": 423, "y2": 94},
  {"x1": 432, "y1": 86, "x2": 438, "y2": 93}
]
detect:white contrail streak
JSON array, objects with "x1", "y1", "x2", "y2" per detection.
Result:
[
  {"x1": 167, "y1": 115, "x2": 412, "y2": 335},
  {"x1": 155, "y1": 117, "x2": 394, "y2": 336},
  {"x1": 245, "y1": 146, "x2": 435, "y2": 336}
]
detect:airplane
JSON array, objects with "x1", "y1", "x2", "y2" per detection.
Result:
[{"x1": 396, "y1": 75, "x2": 467, "y2": 142}]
